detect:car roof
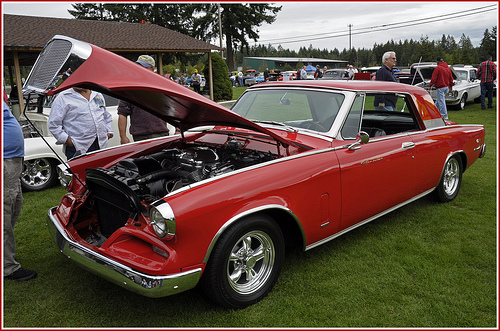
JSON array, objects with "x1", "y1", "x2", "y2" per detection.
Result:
[{"x1": 23, "y1": 35, "x2": 442, "y2": 141}]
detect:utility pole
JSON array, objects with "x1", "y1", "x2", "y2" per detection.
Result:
[
  {"x1": 218, "y1": 4, "x2": 224, "y2": 59},
  {"x1": 348, "y1": 24, "x2": 352, "y2": 50}
]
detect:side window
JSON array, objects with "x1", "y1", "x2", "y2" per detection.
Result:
[
  {"x1": 470, "y1": 70, "x2": 477, "y2": 80},
  {"x1": 341, "y1": 94, "x2": 364, "y2": 139},
  {"x1": 361, "y1": 94, "x2": 420, "y2": 137}
]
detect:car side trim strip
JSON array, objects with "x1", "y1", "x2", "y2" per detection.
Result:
[{"x1": 305, "y1": 188, "x2": 435, "y2": 251}]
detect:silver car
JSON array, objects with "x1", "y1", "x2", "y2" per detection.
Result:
[{"x1": 413, "y1": 64, "x2": 481, "y2": 110}]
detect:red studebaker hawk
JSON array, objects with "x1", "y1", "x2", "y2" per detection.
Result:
[{"x1": 23, "y1": 36, "x2": 485, "y2": 309}]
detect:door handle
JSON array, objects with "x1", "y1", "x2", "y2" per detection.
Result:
[{"x1": 402, "y1": 142, "x2": 415, "y2": 149}]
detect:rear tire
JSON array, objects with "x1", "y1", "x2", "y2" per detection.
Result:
[
  {"x1": 201, "y1": 214, "x2": 285, "y2": 309},
  {"x1": 435, "y1": 155, "x2": 462, "y2": 202}
]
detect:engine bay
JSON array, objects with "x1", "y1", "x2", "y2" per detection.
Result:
[{"x1": 89, "y1": 137, "x2": 277, "y2": 202}]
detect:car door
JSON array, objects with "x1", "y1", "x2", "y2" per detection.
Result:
[
  {"x1": 335, "y1": 93, "x2": 418, "y2": 231},
  {"x1": 468, "y1": 69, "x2": 481, "y2": 99}
]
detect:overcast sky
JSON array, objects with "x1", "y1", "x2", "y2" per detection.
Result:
[{"x1": 3, "y1": 1, "x2": 498, "y2": 52}]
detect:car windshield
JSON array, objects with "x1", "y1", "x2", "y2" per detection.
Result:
[
  {"x1": 455, "y1": 71, "x2": 467, "y2": 80},
  {"x1": 231, "y1": 88, "x2": 345, "y2": 132}
]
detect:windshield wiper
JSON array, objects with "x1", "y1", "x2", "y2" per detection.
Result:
[{"x1": 252, "y1": 120, "x2": 297, "y2": 133}]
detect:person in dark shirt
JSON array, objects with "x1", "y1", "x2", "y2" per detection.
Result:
[
  {"x1": 118, "y1": 55, "x2": 170, "y2": 143},
  {"x1": 477, "y1": 55, "x2": 497, "y2": 109},
  {"x1": 374, "y1": 51, "x2": 398, "y2": 111}
]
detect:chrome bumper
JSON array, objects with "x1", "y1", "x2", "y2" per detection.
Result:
[
  {"x1": 47, "y1": 207, "x2": 201, "y2": 298},
  {"x1": 479, "y1": 143, "x2": 486, "y2": 158}
]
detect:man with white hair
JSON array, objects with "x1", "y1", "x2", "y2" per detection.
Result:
[{"x1": 374, "y1": 51, "x2": 398, "y2": 111}]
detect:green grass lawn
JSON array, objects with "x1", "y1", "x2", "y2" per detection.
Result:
[{"x1": 4, "y1": 98, "x2": 496, "y2": 327}]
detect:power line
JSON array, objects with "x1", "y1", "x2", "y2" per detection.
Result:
[{"x1": 256, "y1": 4, "x2": 497, "y2": 46}]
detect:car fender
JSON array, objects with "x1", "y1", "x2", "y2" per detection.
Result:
[
  {"x1": 202, "y1": 203, "x2": 305, "y2": 264},
  {"x1": 163, "y1": 150, "x2": 342, "y2": 268},
  {"x1": 24, "y1": 136, "x2": 64, "y2": 161}
]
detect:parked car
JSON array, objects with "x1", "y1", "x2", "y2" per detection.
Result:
[
  {"x1": 321, "y1": 68, "x2": 348, "y2": 80},
  {"x1": 244, "y1": 72, "x2": 265, "y2": 85},
  {"x1": 242, "y1": 69, "x2": 257, "y2": 85},
  {"x1": 401, "y1": 63, "x2": 481, "y2": 110},
  {"x1": 453, "y1": 65, "x2": 482, "y2": 104},
  {"x1": 266, "y1": 71, "x2": 282, "y2": 81},
  {"x1": 27, "y1": 36, "x2": 485, "y2": 309},
  {"x1": 18, "y1": 95, "x2": 133, "y2": 191}
]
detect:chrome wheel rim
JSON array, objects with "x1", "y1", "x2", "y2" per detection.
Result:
[
  {"x1": 21, "y1": 158, "x2": 52, "y2": 188},
  {"x1": 443, "y1": 158, "x2": 460, "y2": 196},
  {"x1": 227, "y1": 230, "x2": 275, "y2": 295}
]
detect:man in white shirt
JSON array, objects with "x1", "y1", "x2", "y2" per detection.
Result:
[{"x1": 48, "y1": 87, "x2": 113, "y2": 159}]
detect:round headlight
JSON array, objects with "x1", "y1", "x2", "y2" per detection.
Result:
[
  {"x1": 149, "y1": 202, "x2": 176, "y2": 240},
  {"x1": 150, "y1": 207, "x2": 168, "y2": 238}
]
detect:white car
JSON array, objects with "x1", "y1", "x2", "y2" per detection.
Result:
[
  {"x1": 453, "y1": 66, "x2": 482, "y2": 106},
  {"x1": 20, "y1": 95, "x2": 133, "y2": 191},
  {"x1": 19, "y1": 95, "x2": 206, "y2": 191},
  {"x1": 412, "y1": 64, "x2": 481, "y2": 110}
]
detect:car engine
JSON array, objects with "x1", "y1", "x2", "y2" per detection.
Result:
[
  {"x1": 80, "y1": 138, "x2": 276, "y2": 239},
  {"x1": 90, "y1": 139, "x2": 276, "y2": 202}
]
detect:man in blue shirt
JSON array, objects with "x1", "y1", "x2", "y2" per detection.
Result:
[
  {"x1": 3, "y1": 100, "x2": 38, "y2": 281},
  {"x1": 374, "y1": 51, "x2": 398, "y2": 111}
]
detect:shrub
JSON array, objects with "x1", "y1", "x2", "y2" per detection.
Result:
[{"x1": 203, "y1": 53, "x2": 233, "y2": 102}]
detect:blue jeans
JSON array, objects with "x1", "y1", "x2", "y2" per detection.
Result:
[
  {"x1": 375, "y1": 105, "x2": 395, "y2": 111},
  {"x1": 436, "y1": 87, "x2": 449, "y2": 119},
  {"x1": 480, "y1": 81, "x2": 494, "y2": 108},
  {"x1": 65, "y1": 138, "x2": 100, "y2": 159}
]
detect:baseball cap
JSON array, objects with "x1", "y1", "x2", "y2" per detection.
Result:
[{"x1": 136, "y1": 55, "x2": 155, "y2": 68}]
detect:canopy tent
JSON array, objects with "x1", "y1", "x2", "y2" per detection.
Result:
[{"x1": 305, "y1": 65, "x2": 317, "y2": 72}]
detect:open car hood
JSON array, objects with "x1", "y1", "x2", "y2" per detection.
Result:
[
  {"x1": 22, "y1": 35, "x2": 295, "y2": 148},
  {"x1": 415, "y1": 64, "x2": 459, "y2": 82}
]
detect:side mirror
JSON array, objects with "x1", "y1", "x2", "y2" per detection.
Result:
[
  {"x1": 280, "y1": 98, "x2": 291, "y2": 105},
  {"x1": 357, "y1": 131, "x2": 370, "y2": 144},
  {"x1": 348, "y1": 131, "x2": 370, "y2": 150}
]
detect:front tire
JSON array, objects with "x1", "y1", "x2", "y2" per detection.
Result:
[
  {"x1": 21, "y1": 158, "x2": 58, "y2": 191},
  {"x1": 435, "y1": 155, "x2": 462, "y2": 202},
  {"x1": 201, "y1": 214, "x2": 285, "y2": 309},
  {"x1": 455, "y1": 94, "x2": 467, "y2": 110}
]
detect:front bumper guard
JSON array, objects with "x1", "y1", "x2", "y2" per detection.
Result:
[{"x1": 47, "y1": 207, "x2": 201, "y2": 298}]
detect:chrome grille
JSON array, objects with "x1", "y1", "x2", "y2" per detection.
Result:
[{"x1": 23, "y1": 39, "x2": 72, "y2": 93}]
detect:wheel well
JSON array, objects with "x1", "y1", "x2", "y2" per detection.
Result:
[
  {"x1": 454, "y1": 151, "x2": 468, "y2": 172},
  {"x1": 202, "y1": 207, "x2": 306, "y2": 265},
  {"x1": 257, "y1": 209, "x2": 305, "y2": 250}
]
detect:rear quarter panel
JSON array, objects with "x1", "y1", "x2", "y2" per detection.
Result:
[{"x1": 409, "y1": 124, "x2": 485, "y2": 194}]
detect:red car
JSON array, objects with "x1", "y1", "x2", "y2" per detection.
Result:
[{"x1": 24, "y1": 36, "x2": 485, "y2": 309}]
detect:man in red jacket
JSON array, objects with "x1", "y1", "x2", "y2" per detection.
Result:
[{"x1": 430, "y1": 57, "x2": 454, "y2": 119}]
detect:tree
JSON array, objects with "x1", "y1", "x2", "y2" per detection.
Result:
[
  {"x1": 69, "y1": 3, "x2": 192, "y2": 34},
  {"x1": 458, "y1": 34, "x2": 475, "y2": 64},
  {"x1": 188, "y1": 3, "x2": 282, "y2": 71},
  {"x1": 203, "y1": 53, "x2": 232, "y2": 102},
  {"x1": 478, "y1": 27, "x2": 497, "y2": 61}
]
